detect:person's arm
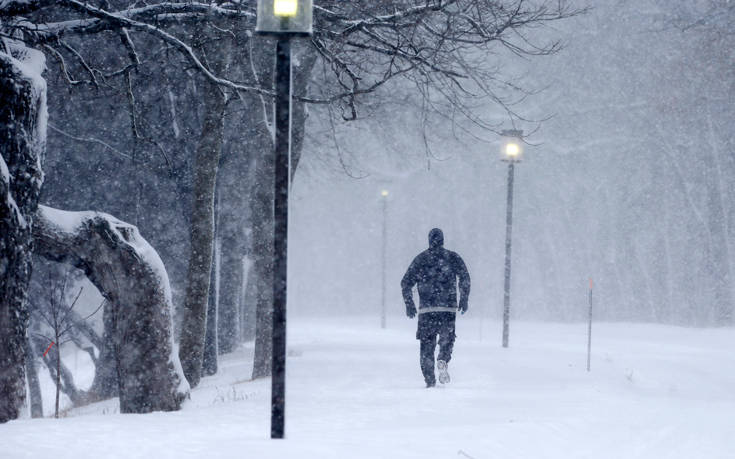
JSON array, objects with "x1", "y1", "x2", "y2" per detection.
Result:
[
  {"x1": 401, "y1": 258, "x2": 419, "y2": 318},
  {"x1": 455, "y1": 254, "x2": 471, "y2": 314}
]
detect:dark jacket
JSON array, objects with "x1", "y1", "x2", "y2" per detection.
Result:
[{"x1": 401, "y1": 229, "x2": 471, "y2": 314}]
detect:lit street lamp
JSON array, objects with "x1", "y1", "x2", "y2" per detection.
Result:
[
  {"x1": 500, "y1": 129, "x2": 523, "y2": 348},
  {"x1": 380, "y1": 189, "x2": 389, "y2": 329},
  {"x1": 256, "y1": 0, "x2": 312, "y2": 440}
]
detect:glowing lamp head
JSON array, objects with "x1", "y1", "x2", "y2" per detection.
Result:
[
  {"x1": 381, "y1": 190, "x2": 389, "y2": 197},
  {"x1": 500, "y1": 129, "x2": 524, "y2": 162},
  {"x1": 256, "y1": 0, "x2": 312, "y2": 35},
  {"x1": 505, "y1": 143, "x2": 520, "y2": 158},
  {"x1": 274, "y1": 0, "x2": 298, "y2": 17}
]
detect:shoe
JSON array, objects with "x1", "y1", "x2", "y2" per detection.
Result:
[
  {"x1": 426, "y1": 381, "x2": 436, "y2": 388},
  {"x1": 437, "y1": 360, "x2": 450, "y2": 384}
]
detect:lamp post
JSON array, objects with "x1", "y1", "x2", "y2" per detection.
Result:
[
  {"x1": 380, "y1": 189, "x2": 389, "y2": 329},
  {"x1": 500, "y1": 130, "x2": 523, "y2": 348},
  {"x1": 256, "y1": 0, "x2": 312, "y2": 440}
]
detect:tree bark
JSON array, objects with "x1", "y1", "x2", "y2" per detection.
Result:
[
  {"x1": 202, "y1": 195, "x2": 219, "y2": 377},
  {"x1": 177, "y1": 26, "x2": 232, "y2": 385},
  {"x1": 216, "y1": 124, "x2": 250, "y2": 354},
  {"x1": 32, "y1": 205, "x2": 189, "y2": 413},
  {"x1": 0, "y1": 48, "x2": 45, "y2": 424},
  {"x1": 250, "y1": 140, "x2": 275, "y2": 379},
  {"x1": 241, "y1": 256, "x2": 257, "y2": 342},
  {"x1": 202, "y1": 241, "x2": 218, "y2": 375},
  {"x1": 24, "y1": 338, "x2": 43, "y2": 418},
  {"x1": 54, "y1": 330, "x2": 60, "y2": 418},
  {"x1": 289, "y1": 43, "x2": 318, "y2": 179},
  {"x1": 86, "y1": 305, "x2": 119, "y2": 401},
  {"x1": 217, "y1": 233, "x2": 242, "y2": 353},
  {"x1": 178, "y1": 75, "x2": 227, "y2": 387}
]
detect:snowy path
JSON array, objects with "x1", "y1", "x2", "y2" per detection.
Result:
[{"x1": 2, "y1": 317, "x2": 735, "y2": 458}]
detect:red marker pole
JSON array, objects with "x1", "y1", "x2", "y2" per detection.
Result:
[
  {"x1": 586, "y1": 278, "x2": 593, "y2": 372},
  {"x1": 42, "y1": 341, "x2": 55, "y2": 358}
]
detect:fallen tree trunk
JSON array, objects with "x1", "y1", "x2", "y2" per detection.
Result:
[{"x1": 32, "y1": 205, "x2": 189, "y2": 413}]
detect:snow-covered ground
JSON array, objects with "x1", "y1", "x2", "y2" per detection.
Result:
[{"x1": 3, "y1": 317, "x2": 735, "y2": 458}]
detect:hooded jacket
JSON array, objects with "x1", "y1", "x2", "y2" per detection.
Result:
[{"x1": 401, "y1": 228, "x2": 471, "y2": 314}]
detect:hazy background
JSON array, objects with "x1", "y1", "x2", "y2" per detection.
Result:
[
  {"x1": 290, "y1": 0, "x2": 735, "y2": 326},
  {"x1": 35, "y1": 0, "x2": 734, "y2": 328}
]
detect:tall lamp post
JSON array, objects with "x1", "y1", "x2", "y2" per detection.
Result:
[
  {"x1": 380, "y1": 189, "x2": 389, "y2": 329},
  {"x1": 500, "y1": 130, "x2": 523, "y2": 348},
  {"x1": 255, "y1": 0, "x2": 312, "y2": 440}
]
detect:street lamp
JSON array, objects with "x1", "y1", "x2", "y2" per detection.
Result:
[
  {"x1": 256, "y1": 0, "x2": 313, "y2": 34},
  {"x1": 500, "y1": 129, "x2": 523, "y2": 348},
  {"x1": 380, "y1": 189, "x2": 389, "y2": 329},
  {"x1": 256, "y1": 0, "x2": 313, "y2": 440}
]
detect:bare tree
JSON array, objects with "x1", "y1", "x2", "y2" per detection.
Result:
[
  {"x1": 177, "y1": 25, "x2": 233, "y2": 388},
  {"x1": 29, "y1": 266, "x2": 103, "y2": 417}
]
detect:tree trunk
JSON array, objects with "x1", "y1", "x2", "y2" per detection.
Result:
[
  {"x1": 54, "y1": 331, "x2": 60, "y2": 418},
  {"x1": 704, "y1": 116, "x2": 735, "y2": 325},
  {"x1": 216, "y1": 129, "x2": 250, "y2": 354},
  {"x1": 178, "y1": 74, "x2": 227, "y2": 387},
  {"x1": 240, "y1": 257, "x2": 256, "y2": 342},
  {"x1": 86, "y1": 306, "x2": 119, "y2": 401},
  {"x1": 217, "y1": 234, "x2": 242, "y2": 353},
  {"x1": 289, "y1": 42, "x2": 318, "y2": 179},
  {"x1": 202, "y1": 194, "x2": 219, "y2": 377},
  {"x1": 32, "y1": 205, "x2": 189, "y2": 413},
  {"x1": 250, "y1": 144, "x2": 275, "y2": 378},
  {"x1": 23, "y1": 338, "x2": 43, "y2": 418},
  {"x1": 0, "y1": 47, "x2": 45, "y2": 424},
  {"x1": 202, "y1": 241, "x2": 218, "y2": 375}
]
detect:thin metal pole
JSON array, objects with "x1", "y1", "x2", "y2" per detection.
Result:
[
  {"x1": 381, "y1": 197, "x2": 387, "y2": 329},
  {"x1": 502, "y1": 162, "x2": 515, "y2": 348},
  {"x1": 587, "y1": 278, "x2": 593, "y2": 372},
  {"x1": 271, "y1": 36, "x2": 291, "y2": 440}
]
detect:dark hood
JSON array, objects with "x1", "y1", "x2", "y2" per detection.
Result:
[{"x1": 428, "y1": 228, "x2": 444, "y2": 249}]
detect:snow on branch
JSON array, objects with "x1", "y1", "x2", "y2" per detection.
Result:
[
  {"x1": 17, "y1": 2, "x2": 255, "y2": 40},
  {"x1": 0, "y1": 155, "x2": 27, "y2": 229},
  {"x1": 2, "y1": 0, "x2": 583, "y2": 110},
  {"x1": 0, "y1": 0, "x2": 52, "y2": 17}
]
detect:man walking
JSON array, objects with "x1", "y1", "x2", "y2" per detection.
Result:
[{"x1": 401, "y1": 228, "x2": 471, "y2": 387}]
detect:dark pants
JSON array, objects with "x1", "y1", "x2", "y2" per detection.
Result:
[{"x1": 417, "y1": 312, "x2": 456, "y2": 385}]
